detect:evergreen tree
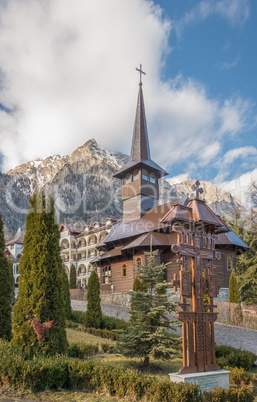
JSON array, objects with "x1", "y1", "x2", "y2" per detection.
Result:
[
  {"x1": 61, "y1": 264, "x2": 71, "y2": 319},
  {"x1": 236, "y1": 236, "x2": 257, "y2": 304},
  {"x1": 69, "y1": 264, "x2": 77, "y2": 289},
  {"x1": 130, "y1": 276, "x2": 147, "y2": 321},
  {"x1": 0, "y1": 214, "x2": 13, "y2": 340},
  {"x1": 12, "y1": 193, "x2": 68, "y2": 355},
  {"x1": 118, "y1": 250, "x2": 178, "y2": 369},
  {"x1": 84, "y1": 269, "x2": 102, "y2": 328},
  {"x1": 228, "y1": 269, "x2": 241, "y2": 304}
]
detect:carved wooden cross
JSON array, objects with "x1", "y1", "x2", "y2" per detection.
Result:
[
  {"x1": 136, "y1": 64, "x2": 146, "y2": 84},
  {"x1": 192, "y1": 180, "x2": 204, "y2": 199}
]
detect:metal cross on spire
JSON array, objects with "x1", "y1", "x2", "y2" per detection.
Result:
[
  {"x1": 136, "y1": 64, "x2": 146, "y2": 85},
  {"x1": 192, "y1": 180, "x2": 204, "y2": 199}
]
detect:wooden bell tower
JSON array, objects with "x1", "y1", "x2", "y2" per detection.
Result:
[{"x1": 113, "y1": 65, "x2": 168, "y2": 223}]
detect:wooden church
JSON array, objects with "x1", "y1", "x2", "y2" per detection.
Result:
[{"x1": 96, "y1": 71, "x2": 248, "y2": 296}]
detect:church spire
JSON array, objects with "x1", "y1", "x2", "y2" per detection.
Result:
[
  {"x1": 114, "y1": 65, "x2": 167, "y2": 179},
  {"x1": 130, "y1": 81, "x2": 151, "y2": 162}
]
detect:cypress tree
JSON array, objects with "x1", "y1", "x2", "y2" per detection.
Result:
[
  {"x1": 118, "y1": 250, "x2": 178, "y2": 369},
  {"x1": 69, "y1": 264, "x2": 77, "y2": 289},
  {"x1": 228, "y1": 269, "x2": 241, "y2": 304},
  {"x1": 0, "y1": 214, "x2": 13, "y2": 340},
  {"x1": 61, "y1": 264, "x2": 71, "y2": 319},
  {"x1": 84, "y1": 269, "x2": 102, "y2": 328},
  {"x1": 12, "y1": 193, "x2": 68, "y2": 355}
]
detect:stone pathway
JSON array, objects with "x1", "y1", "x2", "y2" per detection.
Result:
[{"x1": 71, "y1": 300, "x2": 257, "y2": 355}]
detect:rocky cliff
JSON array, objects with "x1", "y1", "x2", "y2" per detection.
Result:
[{"x1": 0, "y1": 139, "x2": 245, "y2": 239}]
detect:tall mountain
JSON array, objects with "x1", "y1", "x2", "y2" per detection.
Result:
[
  {"x1": 160, "y1": 178, "x2": 245, "y2": 219},
  {"x1": 0, "y1": 139, "x2": 245, "y2": 239}
]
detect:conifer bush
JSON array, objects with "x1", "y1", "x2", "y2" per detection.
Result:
[
  {"x1": 229, "y1": 269, "x2": 241, "y2": 304},
  {"x1": 69, "y1": 264, "x2": 77, "y2": 289},
  {"x1": 61, "y1": 264, "x2": 71, "y2": 319},
  {"x1": 118, "y1": 249, "x2": 179, "y2": 368},
  {"x1": 12, "y1": 193, "x2": 68, "y2": 355},
  {"x1": 84, "y1": 269, "x2": 102, "y2": 328},
  {"x1": 0, "y1": 214, "x2": 14, "y2": 341}
]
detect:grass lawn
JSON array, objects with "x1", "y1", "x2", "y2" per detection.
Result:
[
  {"x1": 66, "y1": 327, "x2": 182, "y2": 375},
  {"x1": 66, "y1": 328, "x2": 114, "y2": 345},
  {"x1": 0, "y1": 387, "x2": 121, "y2": 401},
  {"x1": 0, "y1": 329, "x2": 182, "y2": 401}
]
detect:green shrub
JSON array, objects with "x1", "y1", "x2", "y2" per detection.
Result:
[
  {"x1": 215, "y1": 345, "x2": 256, "y2": 370},
  {"x1": 101, "y1": 343, "x2": 110, "y2": 353},
  {"x1": 67, "y1": 343, "x2": 98, "y2": 359},
  {"x1": 84, "y1": 327, "x2": 119, "y2": 341},
  {"x1": 146, "y1": 379, "x2": 201, "y2": 402},
  {"x1": 227, "y1": 366, "x2": 254, "y2": 387},
  {"x1": 100, "y1": 315, "x2": 129, "y2": 330},
  {"x1": 70, "y1": 310, "x2": 85, "y2": 324},
  {"x1": 203, "y1": 385, "x2": 254, "y2": 402},
  {"x1": 66, "y1": 320, "x2": 80, "y2": 329},
  {"x1": 0, "y1": 340, "x2": 203, "y2": 399}
]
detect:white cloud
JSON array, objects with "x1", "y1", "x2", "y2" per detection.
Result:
[
  {"x1": 0, "y1": 0, "x2": 255, "y2": 179},
  {"x1": 221, "y1": 168, "x2": 257, "y2": 205},
  {"x1": 0, "y1": 0, "x2": 170, "y2": 171},
  {"x1": 223, "y1": 146, "x2": 257, "y2": 165},
  {"x1": 166, "y1": 173, "x2": 190, "y2": 185},
  {"x1": 217, "y1": 55, "x2": 240, "y2": 70},
  {"x1": 174, "y1": 0, "x2": 250, "y2": 35},
  {"x1": 148, "y1": 78, "x2": 255, "y2": 172},
  {"x1": 214, "y1": 146, "x2": 257, "y2": 184}
]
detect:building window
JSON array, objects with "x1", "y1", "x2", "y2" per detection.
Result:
[
  {"x1": 184, "y1": 233, "x2": 188, "y2": 244},
  {"x1": 136, "y1": 257, "x2": 142, "y2": 268},
  {"x1": 149, "y1": 173, "x2": 156, "y2": 183},
  {"x1": 133, "y1": 170, "x2": 139, "y2": 181},
  {"x1": 126, "y1": 174, "x2": 132, "y2": 184},
  {"x1": 227, "y1": 256, "x2": 233, "y2": 270},
  {"x1": 122, "y1": 264, "x2": 127, "y2": 277},
  {"x1": 142, "y1": 169, "x2": 149, "y2": 181},
  {"x1": 103, "y1": 266, "x2": 112, "y2": 284}
]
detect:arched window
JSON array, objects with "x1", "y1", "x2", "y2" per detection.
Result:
[
  {"x1": 136, "y1": 257, "x2": 142, "y2": 268},
  {"x1": 149, "y1": 173, "x2": 156, "y2": 183},
  {"x1": 88, "y1": 235, "x2": 97, "y2": 245},
  {"x1": 122, "y1": 264, "x2": 127, "y2": 277},
  {"x1": 133, "y1": 170, "x2": 139, "y2": 181},
  {"x1": 142, "y1": 169, "x2": 149, "y2": 181},
  {"x1": 125, "y1": 174, "x2": 132, "y2": 184},
  {"x1": 227, "y1": 256, "x2": 233, "y2": 270},
  {"x1": 103, "y1": 266, "x2": 112, "y2": 284}
]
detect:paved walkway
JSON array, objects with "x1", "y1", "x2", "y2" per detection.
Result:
[{"x1": 71, "y1": 300, "x2": 257, "y2": 355}]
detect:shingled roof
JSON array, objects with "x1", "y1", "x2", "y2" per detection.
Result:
[{"x1": 113, "y1": 84, "x2": 168, "y2": 179}]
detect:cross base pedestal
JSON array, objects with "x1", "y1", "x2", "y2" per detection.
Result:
[{"x1": 169, "y1": 370, "x2": 230, "y2": 392}]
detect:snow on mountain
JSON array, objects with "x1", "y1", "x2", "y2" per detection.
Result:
[{"x1": 1, "y1": 138, "x2": 248, "y2": 237}]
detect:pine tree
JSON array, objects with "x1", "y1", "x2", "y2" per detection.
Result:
[
  {"x1": 69, "y1": 264, "x2": 77, "y2": 289},
  {"x1": 130, "y1": 276, "x2": 147, "y2": 321},
  {"x1": 0, "y1": 214, "x2": 13, "y2": 340},
  {"x1": 84, "y1": 269, "x2": 102, "y2": 328},
  {"x1": 228, "y1": 269, "x2": 241, "y2": 303},
  {"x1": 12, "y1": 193, "x2": 68, "y2": 355},
  {"x1": 237, "y1": 236, "x2": 257, "y2": 304},
  {"x1": 118, "y1": 250, "x2": 178, "y2": 369}
]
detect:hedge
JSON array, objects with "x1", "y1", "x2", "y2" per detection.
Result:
[
  {"x1": 0, "y1": 341, "x2": 254, "y2": 401},
  {"x1": 215, "y1": 345, "x2": 257, "y2": 370}
]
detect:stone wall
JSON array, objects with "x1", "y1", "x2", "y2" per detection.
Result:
[
  {"x1": 101, "y1": 292, "x2": 131, "y2": 306},
  {"x1": 70, "y1": 289, "x2": 131, "y2": 306}
]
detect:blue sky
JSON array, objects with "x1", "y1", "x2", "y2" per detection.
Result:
[
  {"x1": 0, "y1": 0, "x2": 256, "y2": 200},
  {"x1": 152, "y1": 0, "x2": 257, "y2": 187}
]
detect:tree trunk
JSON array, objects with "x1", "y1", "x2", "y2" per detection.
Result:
[{"x1": 143, "y1": 356, "x2": 150, "y2": 370}]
